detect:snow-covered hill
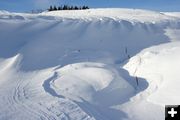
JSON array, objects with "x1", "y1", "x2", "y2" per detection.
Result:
[{"x1": 0, "y1": 8, "x2": 180, "y2": 120}]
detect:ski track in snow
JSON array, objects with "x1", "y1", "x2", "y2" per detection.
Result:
[{"x1": 4, "y1": 77, "x2": 56, "y2": 119}]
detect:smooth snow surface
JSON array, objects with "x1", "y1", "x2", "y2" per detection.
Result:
[
  {"x1": 0, "y1": 8, "x2": 180, "y2": 120},
  {"x1": 124, "y1": 42, "x2": 180, "y2": 105}
]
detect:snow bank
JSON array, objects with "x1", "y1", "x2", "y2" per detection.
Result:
[
  {"x1": 0, "y1": 14, "x2": 172, "y2": 71},
  {"x1": 124, "y1": 42, "x2": 180, "y2": 105}
]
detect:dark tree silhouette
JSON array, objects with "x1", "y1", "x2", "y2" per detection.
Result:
[
  {"x1": 53, "y1": 6, "x2": 57, "y2": 10},
  {"x1": 74, "y1": 6, "x2": 78, "y2": 10},
  {"x1": 82, "y1": 6, "x2": 86, "y2": 10},
  {"x1": 85, "y1": 6, "x2": 89, "y2": 9},
  {"x1": 48, "y1": 5, "x2": 89, "y2": 11},
  {"x1": 63, "y1": 5, "x2": 68, "y2": 10},
  {"x1": 49, "y1": 5, "x2": 53, "y2": 11},
  {"x1": 58, "y1": 6, "x2": 62, "y2": 10}
]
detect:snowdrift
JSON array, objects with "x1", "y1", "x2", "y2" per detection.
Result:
[{"x1": 124, "y1": 42, "x2": 180, "y2": 105}]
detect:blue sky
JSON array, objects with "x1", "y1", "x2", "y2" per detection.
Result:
[{"x1": 0, "y1": 0, "x2": 180, "y2": 12}]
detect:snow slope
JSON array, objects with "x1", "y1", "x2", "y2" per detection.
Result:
[
  {"x1": 0, "y1": 8, "x2": 180, "y2": 120},
  {"x1": 41, "y1": 8, "x2": 177, "y2": 22},
  {"x1": 163, "y1": 12, "x2": 180, "y2": 19},
  {"x1": 125, "y1": 41, "x2": 180, "y2": 105}
]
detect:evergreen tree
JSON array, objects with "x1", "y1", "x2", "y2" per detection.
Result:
[
  {"x1": 58, "y1": 6, "x2": 62, "y2": 10},
  {"x1": 53, "y1": 6, "x2": 57, "y2": 11},
  {"x1": 85, "y1": 6, "x2": 89, "y2": 9},
  {"x1": 49, "y1": 5, "x2": 53, "y2": 11},
  {"x1": 82, "y1": 6, "x2": 86, "y2": 10},
  {"x1": 74, "y1": 6, "x2": 78, "y2": 10},
  {"x1": 63, "y1": 5, "x2": 68, "y2": 10},
  {"x1": 48, "y1": 5, "x2": 89, "y2": 11}
]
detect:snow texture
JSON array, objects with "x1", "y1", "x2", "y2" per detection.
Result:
[{"x1": 0, "y1": 8, "x2": 180, "y2": 120}]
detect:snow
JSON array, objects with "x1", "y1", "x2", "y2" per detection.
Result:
[
  {"x1": 124, "y1": 42, "x2": 180, "y2": 105},
  {"x1": 41, "y1": 8, "x2": 178, "y2": 22},
  {"x1": 163, "y1": 12, "x2": 180, "y2": 19},
  {"x1": 50, "y1": 62, "x2": 134, "y2": 104},
  {"x1": 0, "y1": 8, "x2": 180, "y2": 120}
]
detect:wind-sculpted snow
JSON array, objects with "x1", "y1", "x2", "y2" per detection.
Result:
[
  {"x1": 46, "y1": 63, "x2": 134, "y2": 104},
  {"x1": 42, "y1": 62, "x2": 135, "y2": 120},
  {"x1": 124, "y1": 42, "x2": 180, "y2": 104},
  {"x1": 0, "y1": 8, "x2": 180, "y2": 120},
  {"x1": 123, "y1": 41, "x2": 180, "y2": 120},
  {"x1": 0, "y1": 17, "x2": 172, "y2": 70}
]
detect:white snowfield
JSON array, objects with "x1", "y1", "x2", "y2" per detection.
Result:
[{"x1": 0, "y1": 8, "x2": 180, "y2": 120}]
